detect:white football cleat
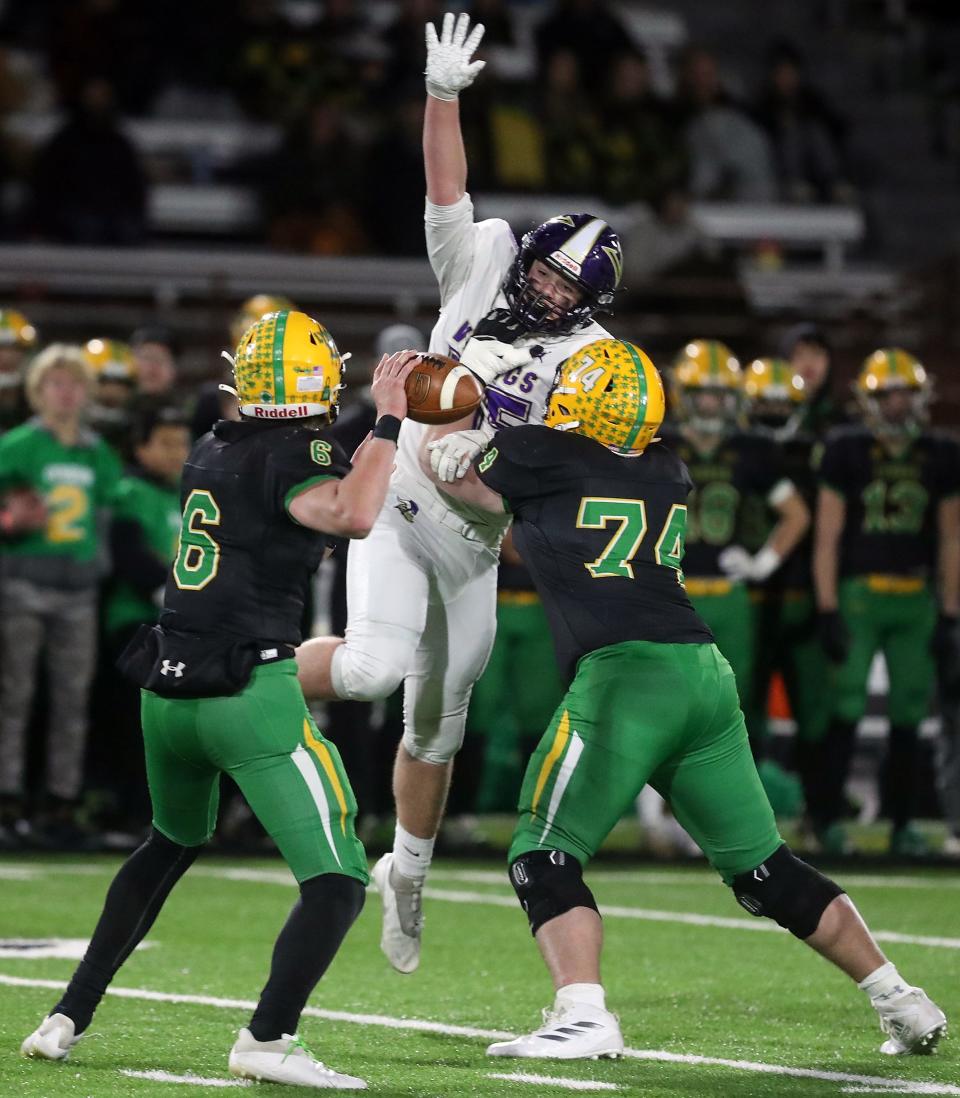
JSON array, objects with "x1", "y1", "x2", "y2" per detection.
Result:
[
  {"x1": 228, "y1": 1029, "x2": 366, "y2": 1089},
  {"x1": 487, "y1": 1002, "x2": 624, "y2": 1060},
  {"x1": 873, "y1": 988, "x2": 947, "y2": 1055},
  {"x1": 371, "y1": 853, "x2": 423, "y2": 974},
  {"x1": 21, "y1": 1013, "x2": 80, "y2": 1061}
]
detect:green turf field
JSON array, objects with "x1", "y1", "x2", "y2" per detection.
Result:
[{"x1": 0, "y1": 854, "x2": 956, "y2": 1096}]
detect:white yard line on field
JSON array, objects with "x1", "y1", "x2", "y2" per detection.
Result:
[
  {"x1": 2, "y1": 973, "x2": 958, "y2": 1096},
  {"x1": 120, "y1": 1069, "x2": 251, "y2": 1088},
  {"x1": 487, "y1": 1072, "x2": 622, "y2": 1091}
]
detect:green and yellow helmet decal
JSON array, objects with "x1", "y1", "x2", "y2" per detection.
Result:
[
  {"x1": 743, "y1": 358, "x2": 805, "y2": 404},
  {"x1": 669, "y1": 338, "x2": 742, "y2": 430},
  {"x1": 82, "y1": 338, "x2": 136, "y2": 382},
  {"x1": 545, "y1": 338, "x2": 665, "y2": 455},
  {"x1": 232, "y1": 309, "x2": 343, "y2": 420},
  {"x1": 0, "y1": 308, "x2": 38, "y2": 350},
  {"x1": 230, "y1": 293, "x2": 297, "y2": 347}
]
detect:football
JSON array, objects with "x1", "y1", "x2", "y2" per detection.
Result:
[{"x1": 404, "y1": 352, "x2": 483, "y2": 425}]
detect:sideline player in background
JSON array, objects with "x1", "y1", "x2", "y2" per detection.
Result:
[
  {"x1": 21, "y1": 312, "x2": 416, "y2": 1090},
  {"x1": 423, "y1": 338, "x2": 947, "y2": 1061},
  {"x1": 296, "y1": 11, "x2": 623, "y2": 974},
  {"x1": 813, "y1": 348, "x2": 960, "y2": 856}
]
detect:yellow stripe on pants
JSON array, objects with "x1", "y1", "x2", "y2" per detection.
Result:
[
  {"x1": 530, "y1": 710, "x2": 570, "y2": 819},
  {"x1": 303, "y1": 718, "x2": 348, "y2": 836}
]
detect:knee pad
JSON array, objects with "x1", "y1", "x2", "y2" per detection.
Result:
[
  {"x1": 731, "y1": 844, "x2": 844, "y2": 939},
  {"x1": 300, "y1": 872, "x2": 366, "y2": 925},
  {"x1": 144, "y1": 826, "x2": 202, "y2": 871},
  {"x1": 331, "y1": 630, "x2": 413, "y2": 702},
  {"x1": 509, "y1": 849, "x2": 598, "y2": 936}
]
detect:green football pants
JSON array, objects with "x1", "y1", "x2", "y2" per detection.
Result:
[
  {"x1": 832, "y1": 578, "x2": 937, "y2": 726},
  {"x1": 469, "y1": 595, "x2": 564, "y2": 812},
  {"x1": 747, "y1": 590, "x2": 832, "y2": 745},
  {"x1": 509, "y1": 641, "x2": 782, "y2": 884},
  {"x1": 687, "y1": 581, "x2": 755, "y2": 707},
  {"x1": 141, "y1": 660, "x2": 368, "y2": 884}
]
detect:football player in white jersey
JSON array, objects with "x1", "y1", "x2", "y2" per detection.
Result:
[{"x1": 296, "y1": 11, "x2": 623, "y2": 974}]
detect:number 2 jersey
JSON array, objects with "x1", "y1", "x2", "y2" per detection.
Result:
[
  {"x1": 160, "y1": 418, "x2": 349, "y2": 648},
  {"x1": 818, "y1": 425, "x2": 960, "y2": 578},
  {"x1": 476, "y1": 425, "x2": 713, "y2": 681},
  {"x1": 394, "y1": 193, "x2": 612, "y2": 535}
]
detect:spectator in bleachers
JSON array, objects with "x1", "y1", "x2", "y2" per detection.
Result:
[
  {"x1": 753, "y1": 42, "x2": 852, "y2": 203},
  {"x1": 130, "y1": 327, "x2": 178, "y2": 401},
  {"x1": 260, "y1": 100, "x2": 369, "y2": 254},
  {"x1": 471, "y1": 0, "x2": 519, "y2": 49},
  {"x1": 27, "y1": 76, "x2": 147, "y2": 245},
  {"x1": 535, "y1": 0, "x2": 637, "y2": 96},
  {"x1": 381, "y1": 0, "x2": 444, "y2": 94},
  {"x1": 782, "y1": 322, "x2": 849, "y2": 434},
  {"x1": 90, "y1": 406, "x2": 189, "y2": 833},
  {"x1": 0, "y1": 345, "x2": 121, "y2": 848},
  {"x1": 363, "y1": 86, "x2": 426, "y2": 256},
  {"x1": 0, "y1": 308, "x2": 37, "y2": 434},
  {"x1": 596, "y1": 49, "x2": 689, "y2": 210},
  {"x1": 676, "y1": 47, "x2": 778, "y2": 203},
  {"x1": 538, "y1": 50, "x2": 601, "y2": 194}
]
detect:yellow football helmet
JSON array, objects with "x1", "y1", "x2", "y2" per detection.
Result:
[
  {"x1": 545, "y1": 338, "x2": 665, "y2": 455},
  {"x1": 743, "y1": 357, "x2": 805, "y2": 435},
  {"x1": 670, "y1": 339, "x2": 742, "y2": 433},
  {"x1": 0, "y1": 308, "x2": 38, "y2": 350},
  {"x1": 230, "y1": 293, "x2": 297, "y2": 347},
  {"x1": 855, "y1": 347, "x2": 930, "y2": 435},
  {"x1": 232, "y1": 309, "x2": 343, "y2": 420},
  {"x1": 82, "y1": 338, "x2": 136, "y2": 382}
]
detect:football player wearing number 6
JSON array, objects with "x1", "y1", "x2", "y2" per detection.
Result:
[
  {"x1": 21, "y1": 311, "x2": 418, "y2": 1090},
  {"x1": 296, "y1": 10, "x2": 623, "y2": 975},
  {"x1": 421, "y1": 338, "x2": 947, "y2": 1061}
]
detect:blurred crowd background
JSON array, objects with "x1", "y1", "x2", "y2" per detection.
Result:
[{"x1": 0, "y1": 0, "x2": 958, "y2": 860}]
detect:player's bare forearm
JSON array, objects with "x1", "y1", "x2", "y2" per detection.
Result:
[
  {"x1": 767, "y1": 490, "x2": 810, "y2": 559},
  {"x1": 814, "y1": 486, "x2": 845, "y2": 611},
  {"x1": 937, "y1": 496, "x2": 960, "y2": 615},
  {"x1": 289, "y1": 438, "x2": 396, "y2": 537},
  {"x1": 424, "y1": 95, "x2": 467, "y2": 205}
]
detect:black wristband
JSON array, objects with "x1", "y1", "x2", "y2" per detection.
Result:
[{"x1": 373, "y1": 414, "x2": 401, "y2": 443}]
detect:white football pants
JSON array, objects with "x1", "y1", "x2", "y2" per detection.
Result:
[{"x1": 331, "y1": 476, "x2": 500, "y2": 765}]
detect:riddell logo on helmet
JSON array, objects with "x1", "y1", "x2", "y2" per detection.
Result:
[
  {"x1": 253, "y1": 405, "x2": 309, "y2": 419},
  {"x1": 551, "y1": 251, "x2": 582, "y2": 278}
]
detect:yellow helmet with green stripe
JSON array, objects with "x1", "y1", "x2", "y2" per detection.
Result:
[
  {"x1": 743, "y1": 357, "x2": 805, "y2": 435},
  {"x1": 670, "y1": 339, "x2": 742, "y2": 433},
  {"x1": 232, "y1": 309, "x2": 343, "y2": 421},
  {"x1": 545, "y1": 338, "x2": 665, "y2": 455},
  {"x1": 0, "y1": 308, "x2": 38, "y2": 350},
  {"x1": 855, "y1": 347, "x2": 930, "y2": 435},
  {"x1": 230, "y1": 293, "x2": 297, "y2": 347},
  {"x1": 82, "y1": 338, "x2": 136, "y2": 382}
]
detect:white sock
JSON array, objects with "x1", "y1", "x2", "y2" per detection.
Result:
[
  {"x1": 392, "y1": 823, "x2": 434, "y2": 883},
  {"x1": 858, "y1": 962, "x2": 910, "y2": 1003},
  {"x1": 556, "y1": 982, "x2": 606, "y2": 1011}
]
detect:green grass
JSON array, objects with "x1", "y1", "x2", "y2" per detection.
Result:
[{"x1": 0, "y1": 854, "x2": 957, "y2": 1096}]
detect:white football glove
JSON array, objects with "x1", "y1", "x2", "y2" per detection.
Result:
[
  {"x1": 460, "y1": 338, "x2": 533, "y2": 387},
  {"x1": 428, "y1": 425, "x2": 495, "y2": 483},
  {"x1": 425, "y1": 12, "x2": 486, "y2": 101},
  {"x1": 718, "y1": 544, "x2": 782, "y2": 582}
]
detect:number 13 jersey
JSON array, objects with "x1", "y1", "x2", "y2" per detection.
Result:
[{"x1": 476, "y1": 425, "x2": 713, "y2": 681}]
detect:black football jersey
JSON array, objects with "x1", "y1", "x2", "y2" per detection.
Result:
[
  {"x1": 476, "y1": 426, "x2": 713, "y2": 681},
  {"x1": 160, "y1": 418, "x2": 350, "y2": 647},
  {"x1": 658, "y1": 429, "x2": 786, "y2": 578},
  {"x1": 818, "y1": 426, "x2": 960, "y2": 578}
]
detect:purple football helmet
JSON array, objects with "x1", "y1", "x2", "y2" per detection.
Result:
[{"x1": 503, "y1": 214, "x2": 623, "y2": 334}]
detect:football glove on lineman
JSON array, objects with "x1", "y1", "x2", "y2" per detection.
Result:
[
  {"x1": 459, "y1": 337, "x2": 533, "y2": 387},
  {"x1": 428, "y1": 425, "x2": 495, "y2": 483},
  {"x1": 425, "y1": 12, "x2": 486, "y2": 101}
]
